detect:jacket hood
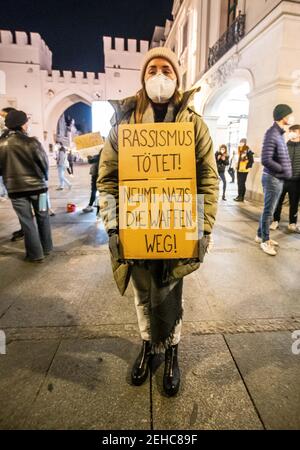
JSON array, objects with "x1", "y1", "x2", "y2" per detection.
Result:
[{"x1": 109, "y1": 87, "x2": 201, "y2": 125}]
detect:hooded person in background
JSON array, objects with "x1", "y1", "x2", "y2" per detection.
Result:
[
  {"x1": 98, "y1": 47, "x2": 219, "y2": 397},
  {"x1": 234, "y1": 138, "x2": 254, "y2": 202},
  {"x1": 0, "y1": 110, "x2": 53, "y2": 262},
  {"x1": 270, "y1": 124, "x2": 300, "y2": 233},
  {"x1": 255, "y1": 104, "x2": 293, "y2": 256}
]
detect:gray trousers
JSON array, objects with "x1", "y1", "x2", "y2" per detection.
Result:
[
  {"x1": 131, "y1": 264, "x2": 183, "y2": 346},
  {"x1": 11, "y1": 194, "x2": 53, "y2": 260}
]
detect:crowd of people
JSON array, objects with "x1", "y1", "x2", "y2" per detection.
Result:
[
  {"x1": 214, "y1": 103, "x2": 300, "y2": 256},
  {"x1": 215, "y1": 138, "x2": 254, "y2": 202},
  {"x1": 0, "y1": 46, "x2": 299, "y2": 397}
]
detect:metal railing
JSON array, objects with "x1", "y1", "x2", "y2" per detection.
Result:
[{"x1": 208, "y1": 13, "x2": 246, "y2": 69}]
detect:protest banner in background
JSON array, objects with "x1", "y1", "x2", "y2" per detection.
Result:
[
  {"x1": 73, "y1": 132, "x2": 104, "y2": 157},
  {"x1": 118, "y1": 122, "x2": 198, "y2": 259}
]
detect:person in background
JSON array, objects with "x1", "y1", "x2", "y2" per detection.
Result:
[
  {"x1": 98, "y1": 47, "x2": 219, "y2": 397},
  {"x1": 0, "y1": 110, "x2": 53, "y2": 262},
  {"x1": 234, "y1": 138, "x2": 254, "y2": 202},
  {"x1": 82, "y1": 152, "x2": 101, "y2": 213},
  {"x1": 228, "y1": 149, "x2": 236, "y2": 183},
  {"x1": 215, "y1": 144, "x2": 229, "y2": 201},
  {"x1": 67, "y1": 149, "x2": 74, "y2": 176},
  {"x1": 0, "y1": 107, "x2": 24, "y2": 240},
  {"x1": 270, "y1": 124, "x2": 300, "y2": 233},
  {"x1": 255, "y1": 104, "x2": 293, "y2": 256},
  {"x1": 0, "y1": 108, "x2": 15, "y2": 201},
  {"x1": 56, "y1": 143, "x2": 72, "y2": 190},
  {"x1": 0, "y1": 107, "x2": 16, "y2": 135}
]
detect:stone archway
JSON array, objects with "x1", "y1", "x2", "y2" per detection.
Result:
[
  {"x1": 202, "y1": 68, "x2": 255, "y2": 116},
  {"x1": 44, "y1": 89, "x2": 94, "y2": 145},
  {"x1": 201, "y1": 69, "x2": 254, "y2": 153}
]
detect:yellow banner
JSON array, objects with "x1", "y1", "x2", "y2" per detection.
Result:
[{"x1": 118, "y1": 122, "x2": 198, "y2": 259}]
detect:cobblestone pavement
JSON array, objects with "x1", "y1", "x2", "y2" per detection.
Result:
[{"x1": 0, "y1": 164, "x2": 299, "y2": 430}]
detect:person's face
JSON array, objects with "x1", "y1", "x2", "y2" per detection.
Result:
[
  {"x1": 283, "y1": 114, "x2": 295, "y2": 127},
  {"x1": 144, "y1": 58, "x2": 177, "y2": 83},
  {"x1": 290, "y1": 129, "x2": 300, "y2": 142},
  {"x1": 0, "y1": 111, "x2": 6, "y2": 118}
]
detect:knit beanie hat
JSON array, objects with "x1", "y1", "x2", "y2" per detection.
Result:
[
  {"x1": 5, "y1": 110, "x2": 28, "y2": 130},
  {"x1": 140, "y1": 47, "x2": 181, "y2": 86},
  {"x1": 273, "y1": 104, "x2": 293, "y2": 121}
]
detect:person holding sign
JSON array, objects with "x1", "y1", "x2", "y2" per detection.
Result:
[{"x1": 98, "y1": 47, "x2": 219, "y2": 397}]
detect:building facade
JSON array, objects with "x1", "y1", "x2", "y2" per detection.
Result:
[
  {"x1": 1, "y1": 2, "x2": 300, "y2": 198},
  {"x1": 0, "y1": 30, "x2": 149, "y2": 149},
  {"x1": 161, "y1": 0, "x2": 300, "y2": 199}
]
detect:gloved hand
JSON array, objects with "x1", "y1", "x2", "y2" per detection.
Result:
[
  {"x1": 198, "y1": 234, "x2": 214, "y2": 262},
  {"x1": 108, "y1": 233, "x2": 121, "y2": 261},
  {"x1": 108, "y1": 233, "x2": 135, "y2": 265}
]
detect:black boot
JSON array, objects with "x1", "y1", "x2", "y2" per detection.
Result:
[
  {"x1": 163, "y1": 344, "x2": 180, "y2": 397},
  {"x1": 131, "y1": 340, "x2": 152, "y2": 386}
]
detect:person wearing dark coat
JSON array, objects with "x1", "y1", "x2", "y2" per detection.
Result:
[
  {"x1": 0, "y1": 110, "x2": 53, "y2": 262},
  {"x1": 67, "y1": 150, "x2": 74, "y2": 175},
  {"x1": 271, "y1": 124, "x2": 300, "y2": 233},
  {"x1": 0, "y1": 107, "x2": 25, "y2": 241},
  {"x1": 256, "y1": 104, "x2": 293, "y2": 256},
  {"x1": 82, "y1": 152, "x2": 101, "y2": 213},
  {"x1": 215, "y1": 144, "x2": 229, "y2": 201}
]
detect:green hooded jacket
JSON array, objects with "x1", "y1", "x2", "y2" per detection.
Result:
[{"x1": 97, "y1": 89, "x2": 219, "y2": 295}]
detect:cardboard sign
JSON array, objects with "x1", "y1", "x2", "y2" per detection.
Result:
[
  {"x1": 73, "y1": 132, "x2": 104, "y2": 157},
  {"x1": 118, "y1": 123, "x2": 198, "y2": 260}
]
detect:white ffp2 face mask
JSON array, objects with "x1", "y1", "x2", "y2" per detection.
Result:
[
  {"x1": 289, "y1": 131, "x2": 298, "y2": 140},
  {"x1": 145, "y1": 73, "x2": 177, "y2": 104}
]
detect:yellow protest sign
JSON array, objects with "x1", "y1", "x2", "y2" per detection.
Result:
[
  {"x1": 73, "y1": 132, "x2": 104, "y2": 157},
  {"x1": 118, "y1": 122, "x2": 198, "y2": 260}
]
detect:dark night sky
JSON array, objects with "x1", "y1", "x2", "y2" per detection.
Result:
[{"x1": 1, "y1": 0, "x2": 173, "y2": 72}]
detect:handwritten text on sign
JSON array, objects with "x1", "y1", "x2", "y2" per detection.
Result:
[{"x1": 118, "y1": 123, "x2": 198, "y2": 259}]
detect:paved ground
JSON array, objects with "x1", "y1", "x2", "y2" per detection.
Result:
[{"x1": 0, "y1": 164, "x2": 299, "y2": 430}]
